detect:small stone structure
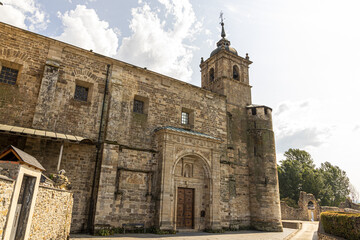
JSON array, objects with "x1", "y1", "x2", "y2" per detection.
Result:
[
  {"x1": 0, "y1": 146, "x2": 73, "y2": 240},
  {"x1": 281, "y1": 192, "x2": 360, "y2": 222},
  {"x1": 281, "y1": 191, "x2": 321, "y2": 221}
]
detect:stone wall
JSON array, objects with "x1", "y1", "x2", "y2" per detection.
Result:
[
  {"x1": 281, "y1": 202, "x2": 307, "y2": 220},
  {"x1": 339, "y1": 198, "x2": 360, "y2": 211},
  {"x1": 0, "y1": 23, "x2": 49, "y2": 128},
  {"x1": 29, "y1": 185, "x2": 73, "y2": 240},
  {"x1": 106, "y1": 64, "x2": 227, "y2": 149},
  {"x1": 94, "y1": 145, "x2": 156, "y2": 229},
  {"x1": 281, "y1": 191, "x2": 320, "y2": 221},
  {"x1": 0, "y1": 176, "x2": 14, "y2": 240}
]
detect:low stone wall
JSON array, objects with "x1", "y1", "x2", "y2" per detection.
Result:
[
  {"x1": 29, "y1": 185, "x2": 73, "y2": 240},
  {"x1": 281, "y1": 201, "x2": 309, "y2": 220},
  {"x1": 320, "y1": 206, "x2": 342, "y2": 212},
  {"x1": 339, "y1": 198, "x2": 360, "y2": 211},
  {"x1": 0, "y1": 176, "x2": 14, "y2": 240}
]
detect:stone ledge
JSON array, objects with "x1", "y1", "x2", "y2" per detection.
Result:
[
  {"x1": 39, "y1": 185, "x2": 72, "y2": 193},
  {"x1": 282, "y1": 221, "x2": 302, "y2": 229},
  {"x1": 283, "y1": 222, "x2": 302, "y2": 240},
  {"x1": 0, "y1": 174, "x2": 14, "y2": 182}
]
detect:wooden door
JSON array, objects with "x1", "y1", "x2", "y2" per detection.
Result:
[{"x1": 176, "y1": 188, "x2": 194, "y2": 228}]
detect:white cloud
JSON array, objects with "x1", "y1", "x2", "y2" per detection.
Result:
[
  {"x1": 56, "y1": 5, "x2": 118, "y2": 56},
  {"x1": 117, "y1": 0, "x2": 202, "y2": 81},
  {"x1": 0, "y1": 0, "x2": 48, "y2": 31},
  {"x1": 274, "y1": 99, "x2": 332, "y2": 153},
  {"x1": 206, "y1": 39, "x2": 214, "y2": 47}
]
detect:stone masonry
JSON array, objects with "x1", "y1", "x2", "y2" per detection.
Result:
[
  {"x1": 0, "y1": 20, "x2": 283, "y2": 233},
  {"x1": 29, "y1": 186, "x2": 73, "y2": 240},
  {"x1": 0, "y1": 176, "x2": 14, "y2": 239}
]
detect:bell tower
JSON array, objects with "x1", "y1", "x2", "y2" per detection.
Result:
[
  {"x1": 200, "y1": 14, "x2": 283, "y2": 232},
  {"x1": 200, "y1": 14, "x2": 252, "y2": 107}
]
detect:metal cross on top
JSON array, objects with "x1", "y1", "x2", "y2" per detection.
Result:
[{"x1": 220, "y1": 11, "x2": 224, "y2": 24}]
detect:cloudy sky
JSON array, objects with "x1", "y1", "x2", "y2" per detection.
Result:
[{"x1": 1, "y1": 0, "x2": 359, "y2": 197}]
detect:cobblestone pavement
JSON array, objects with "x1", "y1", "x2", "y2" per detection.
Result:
[
  {"x1": 289, "y1": 221, "x2": 319, "y2": 240},
  {"x1": 71, "y1": 228, "x2": 296, "y2": 240}
]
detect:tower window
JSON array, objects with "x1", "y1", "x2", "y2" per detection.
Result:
[
  {"x1": 181, "y1": 112, "x2": 189, "y2": 125},
  {"x1": 0, "y1": 66, "x2": 18, "y2": 85},
  {"x1": 133, "y1": 99, "x2": 144, "y2": 114},
  {"x1": 74, "y1": 85, "x2": 89, "y2": 102},
  {"x1": 251, "y1": 108, "x2": 256, "y2": 115},
  {"x1": 233, "y1": 65, "x2": 239, "y2": 80},
  {"x1": 209, "y1": 68, "x2": 214, "y2": 82}
]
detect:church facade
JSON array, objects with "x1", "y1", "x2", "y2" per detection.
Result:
[{"x1": 0, "y1": 21, "x2": 282, "y2": 233}]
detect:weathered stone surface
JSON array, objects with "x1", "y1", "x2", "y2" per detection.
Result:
[
  {"x1": 29, "y1": 186, "x2": 73, "y2": 240},
  {"x1": 0, "y1": 21, "x2": 283, "y2": 233},
  {"x1": 281, "y1": 191, "x2": 321, "y2": 221},
  {"x1": 0, "y1": 176, "x2": 14, "y2": 240}
]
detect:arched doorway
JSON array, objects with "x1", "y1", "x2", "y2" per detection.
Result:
[
  {"x1": 172, "y1": 154, "x2": 211, "y2": 230},
  {"x1": 307, "y1": 201, "x2": 315, "y2": 221}
]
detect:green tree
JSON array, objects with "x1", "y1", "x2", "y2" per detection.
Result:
[
  {"x1": 278, "y1": 149, "x2": 350, "y2": 206},
  {"x1": 319, "y1": 161, "x2": 350, "y2": 206},
  {"x1": 278, "y1": 148, "x2": 323, "y2": 202}
]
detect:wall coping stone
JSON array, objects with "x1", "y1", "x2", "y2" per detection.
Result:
[
  {"x1": 0, "y1": 174, "x2": 15, "y2": 182},
  {"x1": 39, "y1": 185, "x2": 72, "y2": 193}
]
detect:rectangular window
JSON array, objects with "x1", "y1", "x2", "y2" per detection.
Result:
[
  {"x1": 181, "y1": 112, "x2": 189, "y2": 125},
  {"x1": 0, "y1": 66, "x2": 18, "y2": 85},
  {"x1": 74, "y1": 85, "x2": 89, "y2": 102},
  {"x1": 133, "y1": 99, "x2": 144, "y2": 114}
]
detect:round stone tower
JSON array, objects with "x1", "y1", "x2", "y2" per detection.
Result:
[{"x1": 246, "y1": 105, "x2": 282, "y2": 231}]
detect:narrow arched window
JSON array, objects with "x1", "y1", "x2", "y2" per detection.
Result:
[
  {"x1": 233, "y1": 65, "x2": 239, "y2": 80},
  {"x1": 209, "y1": 68, "x2": 214, "y2": 82}
]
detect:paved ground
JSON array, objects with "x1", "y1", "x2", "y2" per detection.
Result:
[
  {"x1": 71, "y1": 228, "x2": 296, "y2": 240},
  {"x1": 290, "y1": 221, "x2": 319, "y2": 240}
]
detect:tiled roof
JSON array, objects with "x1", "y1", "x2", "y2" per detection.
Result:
[{"x1": 2, "y1": 145, "x2": 46, "y2": 171}]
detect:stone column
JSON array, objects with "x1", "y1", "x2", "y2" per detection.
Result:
[
  {"x1": 158, "y1": 138, "x2": 175, "y2": 230},
  {"x1": 210, "y1": 149, "x2": 222, "y2": 230}
]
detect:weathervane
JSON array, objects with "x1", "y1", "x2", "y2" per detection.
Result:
[
  {"x1": 219, "y1": 11, "x2": 226, "y2": 38},
  {"x1": 220, "y1": 11, "x2": 224, "y2": 24}
]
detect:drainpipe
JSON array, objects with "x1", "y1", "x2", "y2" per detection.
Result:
[
  {"x1": 56, "y1": 142, "x2": 64, "y2": 172},
  {"x1": 88, "y1": 64, "x2": 111, "y2": 233}
]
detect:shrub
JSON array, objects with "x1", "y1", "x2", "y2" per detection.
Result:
[
  {"x1": 321, "y1": 211, "x2": 360, "y2": 240},
  {"x1": 97, "y1": 228, "x2": 114, "y2": 236}
]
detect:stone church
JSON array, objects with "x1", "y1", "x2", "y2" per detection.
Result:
[{"x1": 0, "y1": 20, "x2": 282, "y2": 233}]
